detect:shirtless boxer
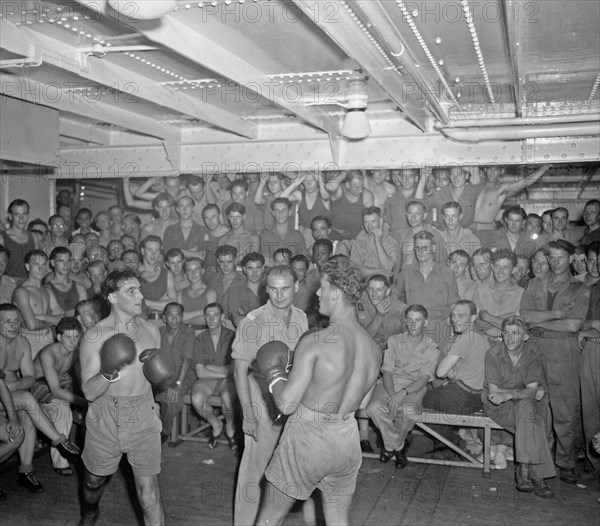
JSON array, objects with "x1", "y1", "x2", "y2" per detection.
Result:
[
  {"x1": 78, "y1": 269, "x2": 165, "y2": 526},
  {"x1": 256, "y1": 256, "x2": 381, "y2": 526}
]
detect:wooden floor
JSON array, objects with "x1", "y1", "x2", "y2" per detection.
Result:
[{"x1": 1, "y1": 437, "x2": 598, "y2": 526}]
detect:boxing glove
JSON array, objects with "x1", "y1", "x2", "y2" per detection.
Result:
[
  {"x1": 139, "y1": 348, "x2": 177, "y2": 385},
  {"x1": 256, "y1": 341, "x2": 291, "y2": 393},
  {"x1": 100, "y1": 334, "x2": 137, "y2": 382}
]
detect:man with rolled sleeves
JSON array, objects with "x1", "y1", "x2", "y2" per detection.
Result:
[
  {"x1": 520, "y1": 240, "x2": 590, "y2": 484},
  {"x1": 232, "y1": 265, "x2": 308, "y2": 526}
]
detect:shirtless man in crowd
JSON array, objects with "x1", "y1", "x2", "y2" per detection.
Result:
[{"x1": 256, "y1": 256, "x2": 381, "y2": 526}]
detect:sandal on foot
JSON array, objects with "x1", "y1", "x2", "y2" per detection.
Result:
[
  {"x1": 54, "y1": 467, "x2": 73, "y2": 476},
  {"x1": 208, "y1": 429, "x2": 223, "y2": 450},
  {"x1": 226, "y1": 434, "x2": 238, "y2": 452}
]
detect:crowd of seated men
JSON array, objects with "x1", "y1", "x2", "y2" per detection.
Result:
[{"x1": 0, "y1": 166, "x2": 599, "y2": 502}]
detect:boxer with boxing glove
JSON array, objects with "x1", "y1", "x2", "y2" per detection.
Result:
[
  {"x1": 232, "y1": 265, "x2": 309, "y2": 526},
  {"x1": 78, "y1": 270, "x2": 164, "y2": 526},
  {"x1": 256, "y1": 341, "x2": 292, "y2": 394},
  {"x1": 256, "y1": 257, "x2": 381, "y2": 526}
]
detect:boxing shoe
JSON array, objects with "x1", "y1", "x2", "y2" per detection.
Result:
[
  {"x1": 53, "y1": 435, "x2": 81, "y2": 462},
  {"x1": 515, "y1": 463, "x2": 534, "y2": 493},
  {"x1": 379, "y1": 448, "x2": 394, "y2": 463},
  {"x1": 18, "y1": 471, "x2": 44, "y2": 492},
  {"x1": 394, "y1": 439, "x2": 409, "y2": 469}
]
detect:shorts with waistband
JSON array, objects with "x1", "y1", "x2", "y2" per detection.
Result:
[
  {"x1": 265, "y1": 404, "x2": 361, "y2": 501},
  {"x1": 82, "y1": 388, "x2": 162, "y2": 477}
]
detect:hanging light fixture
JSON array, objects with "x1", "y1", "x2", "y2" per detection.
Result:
[
  {"x1": 108, "y1": 1, "x2": 176, "y2": 20},
  {"x1": 341, "y1": 78, "x2": 371, "y2": 140}
]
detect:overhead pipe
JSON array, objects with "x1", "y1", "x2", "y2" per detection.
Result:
[
  {"x1": 439, "y1": 122, "x2": 600, "y2": 142},
  {"x1": 444, "y1": 114, "x2": 600, "y2": 127}
]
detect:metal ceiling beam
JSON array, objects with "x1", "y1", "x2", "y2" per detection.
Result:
[
  {"x1": 352, "y1": 0, "x2": 451, "y2": 126},
  {"x1": 291, "y1": 0, "x2": 431, "y2": 131},
  {"x1": 502, "y1": 0, "x2": 524, "y2": 116},
  {"x1": 0, "y1": 19, "x2": 256, "y2": 139},
  {"x1": 73, "y1": 0, "x2": 340, "y2": 135}
]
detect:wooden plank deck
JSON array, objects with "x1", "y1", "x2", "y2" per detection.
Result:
[{"x1": 0, "y1": 438, "x2": 598, "y2": 525}]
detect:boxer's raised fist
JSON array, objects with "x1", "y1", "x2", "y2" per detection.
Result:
[
  {"x1": 100, "y1": 334, "x2": 137, "y2": 382},
  {"x1": 139, "y1": 348, "x2": 177, "y2": 385}
]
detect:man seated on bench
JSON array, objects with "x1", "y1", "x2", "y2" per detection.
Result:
[
  {"x1": 483, "y1": 315, "x2": 555, "y2": 497},
  {"x1": 366, "y1": 304, "x2": 439, "y2": 468},
  {"x1": 422, "y1": 300, "x2": 490, "y2": 455},
  {"x1": 156, "y1": 302, "x2": 201, "y2": 444},
  {"x1": 192, "y1": 303, "x2": 237, "y2": 451}
]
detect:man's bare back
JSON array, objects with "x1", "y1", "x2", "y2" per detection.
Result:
[{"x1": 298, "y1": 319, "x2": 380, "y2": 415}]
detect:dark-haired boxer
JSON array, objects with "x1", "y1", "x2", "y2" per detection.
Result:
[{"x1": 78, "y1": 269, "x2": 164, "y2": 526}]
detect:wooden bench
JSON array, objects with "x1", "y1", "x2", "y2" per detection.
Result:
[
  {"x1": 168, "y1": 394, "x2": 223, "y2": 447},
  {"x1": 361, "y1": 409, "x2": 503, "y2": 477}
]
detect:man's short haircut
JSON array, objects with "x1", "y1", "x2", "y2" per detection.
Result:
[
  {"x1": 229, "y1": 179, "x2": 248, "y2": 192},
  {"x1": 240, "y1": 252, "x2": 265, "y2": 267},
  {"x1": 139, "y1": 235, "x2": 162, "y2": 250},
  {"x1": 56, "y1": 316, "x2": 82, "y2": 336},
  {"x1": 454, "y1": 299, "x2": 477, "y2": 316},
  {"x1": 343, "y1": 170, "x2": 363, "y2": 184},
  {"x1": 405, "y1": 304, "x2": 428, "y2": 319},
  {"x1": 75, "y1": 299, "x2": 100, "y2": 317},
  {"x1": 165, "y1": 248, "x2": 184, "y2": 261},
  {"x1": 548, "y1": 239, "x2": 575, "y2": 256},
  {"x1": 367, "y1": 274, "x2": 390, "y2": 288},
  {"x1": 585, "y1": 199, "x2": 600, "y2": 209},
  {"x1": 121, "y1": 249, "x2": 140, "y2": 261},
  {"x1": 526, "y1": 213, "x2": 541, "y2": 222},
  {"x1": 515, "y1": 252, "x2": 530, "y2": 263},
  {"x1": 472, "y1": 247, "x2": 493, "y2": 261},
  {"x1": 449, "y1": 249, "x2": 471, "y2": 264},
  {"x1": 291, "y1": 254, "x2": 310, "y2": 269},
  {"x1": 77, "y1": 207, "x2": 92, "y2": 218},
  {"x1": 413, "y1": 230, "x2": 435, "y2": 244},
  {"x1": 152, "y1": 192, "x2": 173, "y2": 208},
  {"x1": 311, "y1": 215, "x2": 332, "y2": 229},
  {"x1": 28, "y1": 218, "x2": 48, "y2": 233},
  {"x1": 123, "y1": 213, "x2": 141, "y2": 226},
  {"x1": 163, "y1": 302, "x2": 184, "y2": 315},
  {"x1": 202, "y1": 203, "x2": 220, "y2": 216},
  {"x1": 204, "y1": 302, "x2": 224, "y2": 315},
  {"x1": 587, "y1": 241, "x2": 600, "y2": 257},
  {"x1": 176, "y1": 195, "x2": 196, "y2": 208},
  {"x1": 362, "y1": 206, "x2": 382, "y2": 219},
  {"x1": 270, "y1": 197, "x2": 291, "y2": 211},
  {"x1": 216, "y1": 244, "x2": 238, "y2": 259},
  {"x1": 501, "y1": 315, "x2": 528, "y2": 332},
  {"x1": 49, "y1": 246, "x2": 71, "y2": 262},
  {"x1": 503, "y1": 206, "x2": 527, "y2": 221},
  {"x1": 24, "y1": 249, "x2": 48, "y2": 265},
  {"x1": 186, "y1": 175, "x2": 205, "y2": 188},
  {"x1": 405, "y1": 200, "x2": 427, "y2": 212},
  {"x1": 491, "y1": 249, "x2": 517, "y2": 266},
  {"x1": 48, "y1": 214, "x2": 64, "y2": 226},
  {"x1": 101, "y1": 269, "x2": 140, "y2": 300},
  {"x1": 0, "y1": 303, "x2": 21, "y2": 315},
  {"x1": 8, "y1": 199, "x2": 29, "y2": 214},
  {"x1": 266, "y1": 264, "x2": 298, "y2": 283},
  {"x1": 441, "y1": 201, "x2": 463, "y2": 215},
  {"x1": 551, "y1": 207, "x2": 569, "y2": 218},
  {"x1": 321, "y1": 256, "x2": 364, "y2": 306},
  {"x1": 273, "y1": 248, "x2": 292, "y2": 261},
  {"x1": 312, "y1": 238, "x2": 333, "y2": 254},
  {"x1": 225, "y1": 202, "x2": 246, "y2": 216},
  {"x1": 184, "y1": 257, "x2": 205, "y2": 271}
]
